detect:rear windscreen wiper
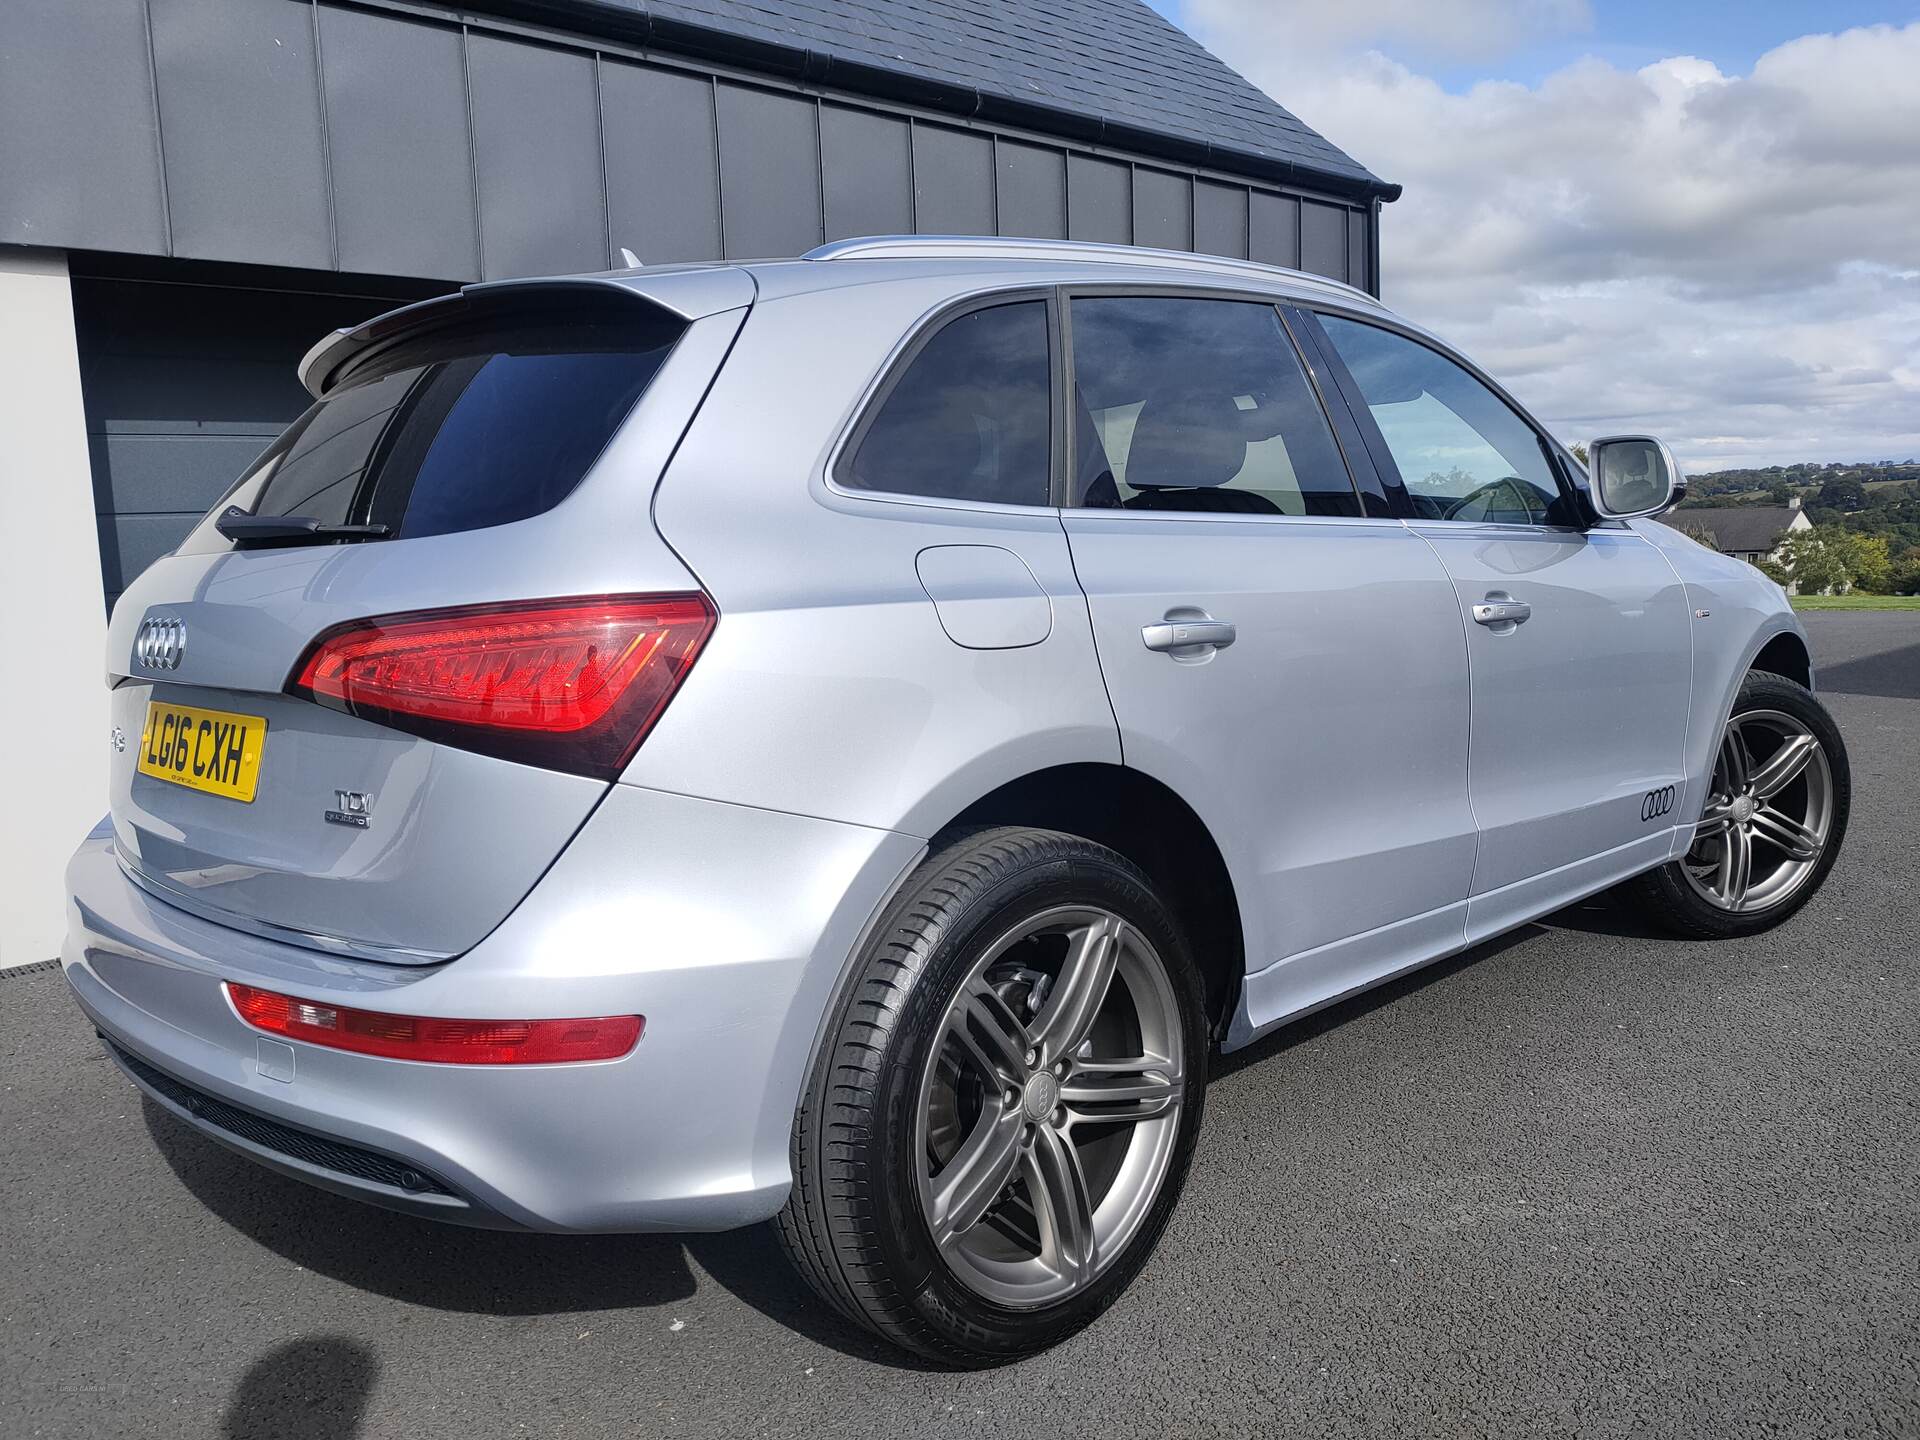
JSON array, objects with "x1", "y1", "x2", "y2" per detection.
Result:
[{"x1": 215, "y1": 506, "x2": 391, "y2": 546}]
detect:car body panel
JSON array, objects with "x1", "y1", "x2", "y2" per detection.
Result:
[
  {"x1": 641, "y1": 275, "x2": 1122, "y2": 838},
  {"x1": 1061, "y1": 511, "x2": 1476, "y2": 994},
  {"x1": 65, "y1": 784, "x2": 924, "y2": 1231},
  {"x1": 1410, "y1": 521, "x2": 1694, "y2": 895}
]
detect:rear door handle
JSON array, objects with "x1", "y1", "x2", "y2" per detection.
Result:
[
  {"x1": 1471, "y1": 598, "x2": 1532, "y2": 627},
  {"x1": 1142, "y1": 619, "x2": 1237, "y2": 652}
]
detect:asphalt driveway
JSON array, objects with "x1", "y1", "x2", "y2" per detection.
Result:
[{"x1": 4, "y1": 611, "x2": 1916, "y2": 1439}]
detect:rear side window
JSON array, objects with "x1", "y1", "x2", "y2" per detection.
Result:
[
  {"x1": 1068, "y1": 297, "x2": 1358, "y2": 517},
  {"x1": 842, "y1": 301, "x2": 1051, "y2": 506},
  {"x1": 191, "y1": 307, "x2": 682, "y2": 548}
]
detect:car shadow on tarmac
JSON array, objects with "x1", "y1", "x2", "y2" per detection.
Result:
[{"x1": 141, "y1": 1099, "x2": 932, "y2": 1368}]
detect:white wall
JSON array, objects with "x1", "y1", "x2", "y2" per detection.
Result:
[{"x1": 0, "y1": 249, "x2": 108, "y2": 966}]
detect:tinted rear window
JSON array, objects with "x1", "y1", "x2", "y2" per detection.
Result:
[
  {"x1": 192, "y1": 308, "x2": 682, "y2": 547},
  {"x1": 841, "y1": 301, "x2": 1051, "y2": 506}
]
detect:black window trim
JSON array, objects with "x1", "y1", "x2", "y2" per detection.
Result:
[
  {"x1": 826, "y1": 286, "x2": 1062, "y2": 514},
  {"x1": 1056, "y1": 281, "x2": 1379, "y2": 523},
  {"x1": 1295, "y1": 305, "x2": 1589, "y2": 532}
]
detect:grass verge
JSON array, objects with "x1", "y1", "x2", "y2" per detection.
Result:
[{"x1": 1790, "y1": 594, "x2": 1920, "y2": 611}]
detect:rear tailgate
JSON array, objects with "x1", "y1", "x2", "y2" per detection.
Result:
[{"x1": 104, "y1": 276, "x2": 750, "y2": 962}]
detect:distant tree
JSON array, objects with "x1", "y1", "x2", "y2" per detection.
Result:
[
  {"x1": 1836, "y1": 532, "x2": 1892, "y2": 593},
  {"x1": 1815, "y1": 476, "x2": 1868, "y2": 511},
  {"x1": 1765, "y1": 480, "x2": 1796, "y2": 505},
  {"x1": 1772, "y1": 528, "x2": 1850, "y2": 595},
  {"x1": 1889, "y1": 547, "x2": 1920, "y2": 596},
  {"x1": 1569, "y1": 442, "x2": 1589, "y2": 467}
]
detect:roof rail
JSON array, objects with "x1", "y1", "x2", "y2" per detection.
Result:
[{"x1": 804, "y1": 235, "x2": 1377, "y2": 303}]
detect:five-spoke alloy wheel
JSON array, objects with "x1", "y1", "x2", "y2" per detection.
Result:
[
  {"x1": 778, "y1": 828, "x2": 1207, "y2": 1365},
  {"x1": 917, "y1": 905, "x2": 1186, "y2": 1308},
  {"x1": 1624, "y1": 669, "x2": 1849, "y2": 939}
]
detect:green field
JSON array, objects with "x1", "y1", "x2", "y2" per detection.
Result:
[{"x1": 1790, "y1": 594, "x2": 1920, "y2": 611}]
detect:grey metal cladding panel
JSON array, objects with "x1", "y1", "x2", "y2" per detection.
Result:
[
  {"x1": 1348, "y1": 207, "x2": 1371, "y2": 293},
  {"x1": 1194, "y1": 181, "x2": 1248, "y2": 260},
  {"x1": 1131, "y1": 168, "x2": 1192, "y2": 252},
  {"x1": 820, "y1": 106, "x2": 911, "y2": 242},
  {"x1": 97, "y1": 513, "x2": 201, "y2": 594},
  {"x1": 89, "y1": 434, "x2": 275, "y2": 515},
  {"x1": 603, "y1": 63, "x2": 723, "y2": 264},
  {"x1": 148, "y1": 0, "x2": 332, "y2": 268},
  {"x1": 0, "y1": 0, "x2": 166, "y2": 253},
  {"x1": 996, "y1": 141, "x2": 1065, "y2": 240},
  {"x1": 1302, "y1": 200, "x2": 1349, "y2": 282},
  {"x1": 1249, "y1": 191, "x2": 1300, "y2": 269},
  {"x1": 911, "y1": 124, "x2": 994, "y2": 237},
  {"x1": 1067, "y1": 155, "x2": 1129, "y2": 245},
  {"x1": 714, "y1": 83, "x2": 822, "y2": 258},
  {"x1": 467, "y1": 36, "x2": 609, "y2": 279},
  {"x1": 317, "y1": 7, "x2": 479, "y2": 281}
]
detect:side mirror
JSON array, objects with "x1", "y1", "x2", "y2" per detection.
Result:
[{"x1": 1585, "y1": 435, "x2": 1683, "y2": 519}]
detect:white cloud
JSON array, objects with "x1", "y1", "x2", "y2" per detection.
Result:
[
  {"x1": 1185, "y1": 9, "x2": 1920, "y2": 470},
  {"x1": 1186, "y1": 0, "x2": 1591, "y2": 64}
]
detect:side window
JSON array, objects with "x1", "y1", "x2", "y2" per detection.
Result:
[
  {"x1": 1318, "y1": 315, "x2": 1568, "y2": 525},
  {"x1": 842, "y1": 301, "x2": 1051, "y2": 506},
  {"x1": 1069, "y1": 297, "x2": 1358, "y2": 517}
]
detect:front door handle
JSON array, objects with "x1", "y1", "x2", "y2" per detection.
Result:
[
  {"x1": 1142, "y1": 619, "x2": 1237, "y2": 652},
  {"x1": 1471, "y1": 598, "x2": 1532, "y2": 628}
]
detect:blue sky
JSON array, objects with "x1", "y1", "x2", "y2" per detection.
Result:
[{"x1": 1147, "y1": 1, "x2": 1912, "y2": 89}]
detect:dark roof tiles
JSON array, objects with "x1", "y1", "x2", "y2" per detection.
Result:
[{"x1": 560, "y1": 0, "x2": 1391, "y2": 194}]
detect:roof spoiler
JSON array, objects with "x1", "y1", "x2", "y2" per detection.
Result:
[{"x1": 297, "y1": 266, "x2": 755, "y2": 398}]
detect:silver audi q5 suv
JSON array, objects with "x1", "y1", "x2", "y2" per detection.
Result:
[{"x1": 65, "y1": 236, "x2": 1849, "y2": 1364}]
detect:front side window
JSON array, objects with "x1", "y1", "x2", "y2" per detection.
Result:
[
  {"x1": 1317, "y1": 315, "x2": 1568, "y2": 525},
  {"x1": 842, "y1": 301, "x2": 1051, "y2": 506},
  {"x1": 1068, "y1": 297, "x2": 1357, "y2": 517}
]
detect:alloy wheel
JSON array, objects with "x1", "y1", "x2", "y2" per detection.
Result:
[
  {"x1": 914, "y1": 905, "x2": 1186, "y2": 1308},
  {"x1": 1682, "y1": 709, "x2": 1833, "y2": 913}
]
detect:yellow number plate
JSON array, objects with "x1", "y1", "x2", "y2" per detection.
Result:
[{"x1": 136, "y1": 701, "x2": 267, "y2": 803}]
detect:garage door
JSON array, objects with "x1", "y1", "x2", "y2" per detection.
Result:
[{"x1": 73, "y1": 277, "x2": 417, "y2": 615}]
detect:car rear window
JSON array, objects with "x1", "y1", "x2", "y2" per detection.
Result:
[{"x1": 189, "y1": 306, "x2": 683, "y2": 548}]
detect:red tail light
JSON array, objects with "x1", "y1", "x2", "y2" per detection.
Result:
[
  {"x1": 290, "y1": 593, "x2": 715, "y2": 778},
  {"x1": 226, "y1": 983, "x2": 642, "y2": 1064}
]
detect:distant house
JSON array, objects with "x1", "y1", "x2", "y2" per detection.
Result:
[{"x1": 1656, "y1": 498, "x2": 1813, "y2": 567}]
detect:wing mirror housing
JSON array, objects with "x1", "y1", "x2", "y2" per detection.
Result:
[{"x1": 1583, "y1": 435, "x2": 1684, "y2": 520}]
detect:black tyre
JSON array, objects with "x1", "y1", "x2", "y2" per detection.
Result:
[
  {"x1": 776, "y1": 826, "x2": 1209, "y2": 1366},
  {"x1": 1620, "y1": 670, "x2": 1849, "y2": 939}
]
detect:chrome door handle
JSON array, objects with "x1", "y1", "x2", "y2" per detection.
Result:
[
  {"x1": 1142, "y1": 619, "x2": 1236, "y2": 652},
  {"x1": 1471, "y1": 599, "x2": 1532, "y2": 627}
]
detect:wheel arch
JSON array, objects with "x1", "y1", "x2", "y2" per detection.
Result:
[
  {"x1": 933, "y1": 763, "x2": 1246, "y2": 1041},
  {"x1": 1751, "y1": 630, "x2": 1813, "y2": 691}
]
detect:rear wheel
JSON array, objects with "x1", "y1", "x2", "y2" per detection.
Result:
[
  {"x1": 777, "y1": 827, "x2": 1208, "y2": 1365},
  {"x1": 1621, "y1": 671, "x2": 1849, "y2": 938}
]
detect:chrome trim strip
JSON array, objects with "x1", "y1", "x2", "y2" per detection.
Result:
[{"x1": 117, "y1": 854, "x2": 454, "y2": 966}]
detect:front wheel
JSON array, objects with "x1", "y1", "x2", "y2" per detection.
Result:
[
  {"x1": 1621, "y1": 670, "x2": 1850, "y2": 938},
  {"x1": 776, "y1": 827, "x2": 1208, "y2": 1366}
]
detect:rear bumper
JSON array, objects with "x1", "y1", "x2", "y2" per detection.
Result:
[{"x1": 63, "y1": 784, "x2": 923, "y2": 1232}]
